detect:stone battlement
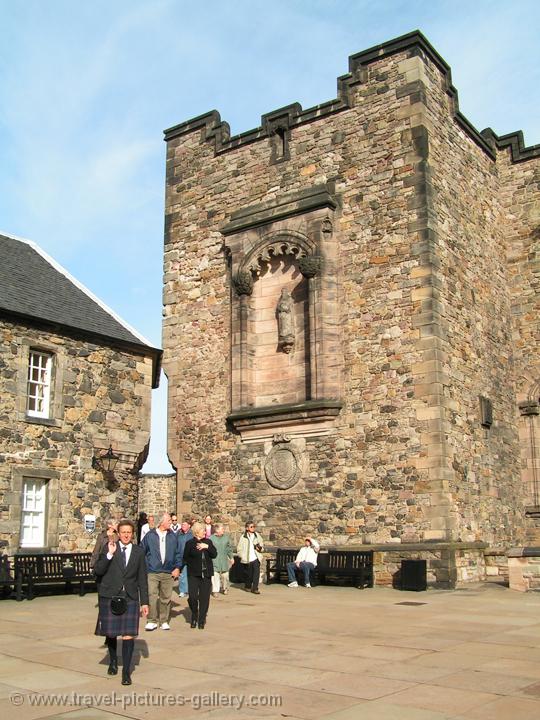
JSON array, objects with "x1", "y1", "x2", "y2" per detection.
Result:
[{"x1": 164, "y1": 30, "x2": 539, "y2": 164}]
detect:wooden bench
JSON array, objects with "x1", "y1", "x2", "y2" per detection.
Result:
[
  {"x1": 266, "y1": 548, "x2": 374, "y2": 588},
  {"x1": 14, "y1": 552, "x2": 95, "y2": 601},
  {"x1": 0, "y1": 555, "x2": 14, "y2": 598},
  {"x1": 318, "y1": 550, "x2": 373, "y2": 589},
  {"x1": 266, "y1": 548, "x2": 298, "y2": 584}
]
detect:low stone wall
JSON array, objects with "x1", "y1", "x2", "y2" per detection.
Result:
[
  {"x1": 508, "y1": 547, "x2": 540, "y2": 592},
  {"x1": 484, "y1": 549, "x2": 509, "y2": 582},
  {"x1": 454, "y1": 548, "x2": 487, "y2": 584},
  {"x1": 371, "y1": 543, "x2": 488, "y2": 588}
]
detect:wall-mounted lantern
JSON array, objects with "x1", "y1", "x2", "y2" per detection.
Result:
[{"x1": 92, "y1": 445, "x2": 120, "y2": 476}]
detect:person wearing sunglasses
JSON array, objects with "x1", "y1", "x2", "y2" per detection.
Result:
[{"x1": 237, "y1": 521, "x2": 265, "y2": 594}]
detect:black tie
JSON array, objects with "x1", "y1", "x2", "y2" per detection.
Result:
[{"x1": 121, "y1": 545, "x2": 127, "y2": 567}]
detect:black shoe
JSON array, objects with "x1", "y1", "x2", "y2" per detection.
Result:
[
  {"x1": 190, "y1": 619, "x2": 197, "y2": 628},
  {"x1": 107, "y1": 661, "x2": 118, "y2": 676},
  {"x1": 251, "y1": 589, "x2": 260, "y2": 594},
  {"x1": 198, "y1": 622, "x2": 205, "y2": 630},
  {"x1": 121, "y1": 673, "x2": 132, "y2": 686}
]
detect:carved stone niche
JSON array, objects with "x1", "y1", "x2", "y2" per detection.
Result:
[{"x1": 222, "y1": 183, "x2": 343, "y2": 442}]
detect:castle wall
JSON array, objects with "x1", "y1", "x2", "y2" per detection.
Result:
[
  {"x1": 164, "y1": 48, "x2": 448, "y2": 545},
  {"x1": 498, "y1": 137, "x2": 540, "y2": 542},
  {"x1": 163, "y1": 33, "x2": 538, "y2": 583},
  {"x1": 417, "y1": 51, "x2": 526, "y2": 547},
  {"x1": 138, "y1": 473, "x2": 177, "y2": 517}
]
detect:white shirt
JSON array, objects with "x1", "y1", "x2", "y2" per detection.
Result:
[
  {"x1": 120, "y1": 543, "x2": 132, "y2": 565},
  {"x1": 107, "y1": 542, "x2": 132, "y2": 564},
  {"x1": 156, "y1": 528, "x2": 168, "y2": 564},
  {"x1": 295, "y1": 541, "x2": 320, "y2": 567},
  {"x1": 247, "y1": 533, "x2": 258, "y2": 562},
  {"x1": 140, "y1": 523, "x2": 150, "y2": 540}
]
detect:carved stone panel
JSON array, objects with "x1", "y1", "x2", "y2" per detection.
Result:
[
  {"x1": 264, "y1": 436, "x2": 305, "y2": 490},
  {"x1": 223, "y1": 182, "x2": 343, "y2": 437}
]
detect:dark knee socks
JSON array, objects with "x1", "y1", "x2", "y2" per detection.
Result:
[
  {"x1": 106, "y1": 636, "x2": 117, "y2": 664},
  {"x1": 122, "y1": 639, "x2": 134, "y2": 674}
]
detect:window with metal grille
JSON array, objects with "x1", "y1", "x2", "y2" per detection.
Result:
[
  {"x1": 20, "y1": 478, "x2": 47, "y2": 547},
  {"x1": 27, "y1": 350, "x2": 53, "y2": 418}
]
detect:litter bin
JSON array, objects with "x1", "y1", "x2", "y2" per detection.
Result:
[{"x1": 401, "y1": 559, "x2": 427, "y2": 591}]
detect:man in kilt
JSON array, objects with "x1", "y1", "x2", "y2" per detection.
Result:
[{"x1": 94, "y1": 519, "x2": 149, "y2": 685}]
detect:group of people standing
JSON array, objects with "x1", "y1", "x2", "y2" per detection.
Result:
[{"x1": 91, "y1": 514, "x2": 266, "y2": 684}]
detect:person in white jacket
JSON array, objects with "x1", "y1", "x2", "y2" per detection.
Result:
[
  {"x1": 237, "y1": 521, "x2": 265, "y2": 595},
  {"x1": 287, "y1": 537, "x2": 320, "y2": 588}
]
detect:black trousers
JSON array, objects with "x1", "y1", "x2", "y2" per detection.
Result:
[
  {"x1": 245, "y1": 559, "x2": 260, "y2": 591},
  {"x1": 188, "y1": 575, "x2": 212, "y2": 623}
]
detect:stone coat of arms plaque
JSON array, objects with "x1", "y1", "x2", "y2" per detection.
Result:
[{"x1": 264, "y1": 435, "x2": 304, "y2": 490}]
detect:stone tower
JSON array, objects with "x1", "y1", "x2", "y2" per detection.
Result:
[{"x1": 162, "y1": 31, "x2": 539, "y2": 586}]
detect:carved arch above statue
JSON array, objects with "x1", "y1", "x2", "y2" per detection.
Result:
[
  {"x1": 518, "y1": 375, "x2": 540, "y2": 417},
  {"x1": 240, "y1": 230, "x2": 317, "y2": 276}
]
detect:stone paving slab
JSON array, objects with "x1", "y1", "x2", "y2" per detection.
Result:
[
  {"x1": 462, "y1": 695, "x2": 540, "y2": 720},
  {"x1": 320, "y1": 702, "x2": 458, "y2": 720},
  {"x1": 374, "y1": 682, "x2": 500, "y2": 715},
  {"x1": 0, "y1": 583, "x2": 539, "y2": 719}
]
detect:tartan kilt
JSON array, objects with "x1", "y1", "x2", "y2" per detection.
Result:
[{"x1": 95, "y1": 596, "x2": 140, "y2": 637}]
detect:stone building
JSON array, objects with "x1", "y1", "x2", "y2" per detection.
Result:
[
  {"x1": 162, "y1": 31, "x2": 539, "y2": 586},
  {"x1": 0, "y1": 233, "x2": 161, "y2": 554}
]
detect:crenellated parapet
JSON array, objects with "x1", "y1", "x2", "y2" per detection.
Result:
[
  {"x1": 481, "y1": 128, "x2": 540, "y2": 163},
  {"x1": 164, "y1": 30, "x2": 537, "y2": 165}
]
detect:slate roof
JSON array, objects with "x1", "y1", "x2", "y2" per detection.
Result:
[{"x1": 0, "y1": 233, "x2": 161, "y2": 383}]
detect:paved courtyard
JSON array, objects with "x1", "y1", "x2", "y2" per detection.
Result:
[{"x1": 1, "y1": 582, "x2": 540, "y2": 720}]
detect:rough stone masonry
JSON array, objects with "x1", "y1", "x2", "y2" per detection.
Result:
[{"x1": 162, "y1": 31, "x2": 540, "y2": 586}]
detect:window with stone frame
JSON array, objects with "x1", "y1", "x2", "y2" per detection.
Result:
[
  {"x1": 20, "y1": 477, "x2": 48, "y2": 548},
  {"x1": 26, "y1": 349, "x2": 53, "y2": 418}
]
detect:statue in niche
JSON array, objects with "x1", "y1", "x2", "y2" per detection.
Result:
[{"x1": 277, "y1": 287, "x2": 295, "y2": 353}]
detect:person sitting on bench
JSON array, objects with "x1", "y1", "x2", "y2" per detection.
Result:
[{"x1": 287, "y1": 537, "x2": 320, "y2": 588}]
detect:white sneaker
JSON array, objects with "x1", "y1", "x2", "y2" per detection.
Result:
[
  {"x1": 160, "y1": 622, "x2": 171, "y2": 630},
  {"x1": 179, "y1": 592, "x2": 187, "y2": 598},
  {"x1": 145, "y1": 622, "x2": 158, "y2": 631},
  {"x1": 305, "y1": 584, "x2": 311, "y2": 588},
  {"x1": 288, "y1": 581, "x2": 298, "y2": 588}
]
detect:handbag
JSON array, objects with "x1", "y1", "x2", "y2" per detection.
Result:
[{"x1": 110, "y1": 593, "x2": 128, "y2": 615}]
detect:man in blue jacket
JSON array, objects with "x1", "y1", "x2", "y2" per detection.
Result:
[{"x1": 141, "y1": 512, "x2": 182, "y2": 630}]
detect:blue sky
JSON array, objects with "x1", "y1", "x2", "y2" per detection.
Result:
[{"x1": 1, "y1": 0, "x2": 538, "y2": 472}]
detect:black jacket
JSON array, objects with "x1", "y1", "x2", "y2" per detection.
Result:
[
  {"x1": 94, "y1": 543, "x2": 149, "y2": 604},
  {"x1": 183, "y1": 537, "x2": 217, "y2": 579}
]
